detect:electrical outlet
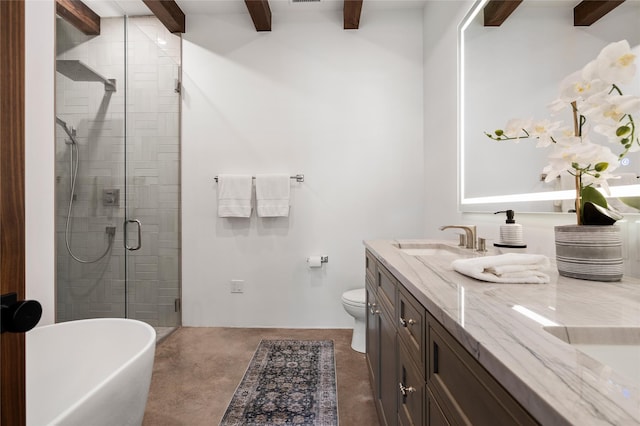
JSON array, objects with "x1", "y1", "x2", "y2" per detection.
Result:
[{"x1": 230, "y1": 279, "x2": 244, "y2": 293}]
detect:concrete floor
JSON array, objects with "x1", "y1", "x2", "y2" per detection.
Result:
[{"x1": 142, "y1": 327, "x2": 380, "y2": 426}]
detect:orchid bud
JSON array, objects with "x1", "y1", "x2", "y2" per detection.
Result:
[
  {"x1": 594, "y1": 162, "x2": 608, "y2": 172},
  {"x1": 616, "y1": 126, "x2": 631, "y2": 137},
  {"x1": 495, "y1": 129, "x2": 504, "y2": 137}
]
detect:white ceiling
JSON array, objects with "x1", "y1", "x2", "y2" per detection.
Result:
[{"x1": 83, "y1": 0, "x2": 427, "y2": 18}]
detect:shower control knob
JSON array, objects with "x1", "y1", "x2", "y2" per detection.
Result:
[{"x1": 1, "y1": 292, "x2": 42, "y2": 333}]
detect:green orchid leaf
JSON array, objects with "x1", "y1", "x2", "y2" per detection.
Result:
[
  {"x1": 580, "y1": 186, "x2": 608, "y2": 222},
  {"x1": 581, "y1": 186, "x2": 608, "y2": 208},
  {"x1": 618, "y1": 197, "x2": 640, "y2": 211}
]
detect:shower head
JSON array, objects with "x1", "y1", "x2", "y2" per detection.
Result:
[
  {"x1": 56, "y1": 60, "x2": 116, "y2": 92},
  {"x1": 55, "y1": 116, "x2": 78, "y2": 145}
]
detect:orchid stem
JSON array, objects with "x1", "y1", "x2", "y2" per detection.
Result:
[{"x1": 575, "y1": 173, "x2": 582, "y2": 225}]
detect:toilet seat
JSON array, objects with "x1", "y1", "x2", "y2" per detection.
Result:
[{"x1": 342, "y1": 288, "x2": 366, "y2": 307}]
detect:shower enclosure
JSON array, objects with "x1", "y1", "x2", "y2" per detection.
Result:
[{"x1": 55, "y1": 14, "x2": 181, "y2": 328}]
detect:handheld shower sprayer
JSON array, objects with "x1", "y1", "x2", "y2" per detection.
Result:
[
  {"x1": 55, "y1": 116, "x2": 78, "y2": 145},
  {"x1": 55, "y1": 116, "x2": 114, "y2": 263}
]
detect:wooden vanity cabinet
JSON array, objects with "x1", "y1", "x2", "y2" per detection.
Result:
[{"x1": 365, "y1": 250, "x2": 538, "y2": 426}]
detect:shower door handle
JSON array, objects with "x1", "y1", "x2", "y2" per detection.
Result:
[{"x1": 125, "y1": 219, "x2": 142, "y2": 251}]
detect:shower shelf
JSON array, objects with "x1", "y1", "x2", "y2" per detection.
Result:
[{"x1": 56, "y1": 60, "x2": 117, "y2": 92}]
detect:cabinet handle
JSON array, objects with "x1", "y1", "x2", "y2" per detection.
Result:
[
  {"x1": 433, "y1": 341, "x2": 439, "y2": 374},
  {"x1": 399, "y1": 317, "x2": 416, "y2": 327},
  {"x1": 399, "y1": 382, "x2": 416, "y2": 396}
]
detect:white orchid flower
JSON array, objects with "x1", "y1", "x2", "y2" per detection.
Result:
[
  {"x1": 542, "y1": 157, "x2": 578, "y2": 184},
  {"x1": 557, "y1": 69, "x2": 607, "y2": 104},
  {"x1": 530, "y1": 119, "x2": 563, "y2": 147},
  {"x1": 582, "y1": 92, "x2": 640, "y2": 124},
  {"x1": 593, "y1": 40, "x2": 637, "y2": 84},
  {"x1": 541, "y1": 136, "x2": 582, "y2": 182},
  {"x1": 503, "y1": 118, "x2": 533, "y2": 140},
  {"x1": 543, "y1": 137, "x2": 619, "y2": 182},
  {"x1": 548, "y1": 98, "x2": 570, "y2": 114},
  {"x1": 592, "y1": 122, "x2": 621, "y2": 141}
]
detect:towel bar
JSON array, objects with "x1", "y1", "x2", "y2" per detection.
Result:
[{"x1": 214, "y1": 174, "x2": 304, "y2": 183}]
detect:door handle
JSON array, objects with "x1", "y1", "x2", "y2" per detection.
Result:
[
  {"x1": 125, "y1": 219, "x2": 142, "y2": 251},
  {"x1": 1, "y1": 293, "x2": 42, "y2": 333}
]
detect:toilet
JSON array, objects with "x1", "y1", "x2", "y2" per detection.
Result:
[{"x1": 341, "y1": 288, "x2": 366, "y2": 353}]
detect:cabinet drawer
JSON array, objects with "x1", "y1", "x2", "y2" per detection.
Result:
[
  {"x1": 366, "y1": 251, "x2": 377, "y2": 283},
  {"x1": 397, "y1": 340, "x2": 425, "y2": 426},
  {"x1": 377, "y1": 264, "x2": 397, "y2": 314},
  {"x1": 428, "y1": 317, "x2": 538, "y2": 426},
  {"x1": 397, "y1": 286, "x2": 425, "y2": 373}
]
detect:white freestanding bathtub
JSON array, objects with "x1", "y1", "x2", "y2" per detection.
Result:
[{"x1": 26, "y1": 318, "x2": 156, "y2": 426}]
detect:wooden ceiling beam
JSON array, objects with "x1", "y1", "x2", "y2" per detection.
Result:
[
  {"x1": 55, "y1": 0, "x2": 100, "y2": 36},
  {"x1": 344, "y1": 0, "x2": 363, "y2": 30},
  {"x1": 483, "y1": 0, "x2": 523, "y2": 27},
  {"x1": 574, "y1": 0, "x2": 625, "y2": 26},
  {"x1": 142, "y1": 0, "x2": 185, "y2": 34},
  {"x1": 244, "y1": 0, "x2": 272, "y2": 32}
]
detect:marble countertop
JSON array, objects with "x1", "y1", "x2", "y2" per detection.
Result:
[{"x1": 364, "y1": 239, "x2": 640, "y2": 426}]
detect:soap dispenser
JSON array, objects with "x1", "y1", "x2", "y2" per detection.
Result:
[{"x1": 494, "y1": 210, "x2": 527, "y2": 248}]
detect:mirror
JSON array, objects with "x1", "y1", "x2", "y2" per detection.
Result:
[{"x1": 459, "y1": 0, "x2": 640, "y2": 212}]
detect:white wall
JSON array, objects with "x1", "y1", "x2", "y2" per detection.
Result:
[
  {"x1": 422, "y1": 1, "x2": 473, "y2": 236},
  {"x1": 422, "y1": 1, "x2": 640, "y2": 279},
  {"x1": 181, "y1": 8, "x2": 425, "y2": 327},
  {"x1": 25, "y1": 0, "x2": 55, "y2": 325}
]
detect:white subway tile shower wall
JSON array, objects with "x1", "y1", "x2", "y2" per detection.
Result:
[{"x1": 55, "y1": 16, "x2": 180, "y2": 326}]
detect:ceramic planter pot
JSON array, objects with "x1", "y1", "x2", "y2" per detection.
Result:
[{"x1": 554, "y1": 225, "x2": 623, "y2": 282}]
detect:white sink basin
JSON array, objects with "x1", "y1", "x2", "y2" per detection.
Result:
[
  {"x1": 544, "y1": 326, "x2": 640, "y2": 384},
  {"x1": 393, "y1": 242, "x2": 470, "y2": 257}
]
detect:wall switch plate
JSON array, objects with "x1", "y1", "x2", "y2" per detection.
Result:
[{"x1": 230, "y1": 279, "x2": 244, "y2": 293}]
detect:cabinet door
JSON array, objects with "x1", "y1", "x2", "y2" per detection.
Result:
[
  {"x1": 366, "y1": 281, "x2": 380, "y2": 397},
  {"x1": 427, "y1": 387, "x2": 450, "y2": 426},
  {"x1": 379, "y1": 304, "x2": 398, "y2": 426},
  {"x1": 397, "y1": 340, "x2": 425, "y2": 426},
  {"x1": 397, "y1": 286, "x2": 425, "y2": 372},
  {"x1": 428, "y1": 317, "x2": 538, "y2": 426}
]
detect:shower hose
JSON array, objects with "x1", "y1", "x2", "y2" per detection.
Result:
[{"x1": 63, "y1": 129, "x2": 115, "y2": 264}]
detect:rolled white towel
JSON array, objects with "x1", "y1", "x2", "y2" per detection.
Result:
[{"x1": 452, "y1": 253, "x2": 550, "y2": 284}]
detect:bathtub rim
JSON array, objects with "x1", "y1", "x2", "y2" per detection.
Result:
[{"x1": 26, "y1": 317, "x2": 156, "y2": 426}]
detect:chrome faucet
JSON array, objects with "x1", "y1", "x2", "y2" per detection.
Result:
[{"x1": 439, "y1": 225, "x2": 477, "y2": 250}]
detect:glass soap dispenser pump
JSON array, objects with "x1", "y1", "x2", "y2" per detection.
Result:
[{"x1": 494, "y1": 210, "x2": 527, "y2": 248}]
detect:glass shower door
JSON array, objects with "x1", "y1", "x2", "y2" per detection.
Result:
[
  {"x1": 55, "y1": 16, "x2": 127, "y2": 322},
  {"x1": 124, "y1": 16, "x2": 181, "y2": 327}
]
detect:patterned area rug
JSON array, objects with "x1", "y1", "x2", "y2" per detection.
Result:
[{"x1": 220, "y1": 340, "x2": 338, "y2": 426}]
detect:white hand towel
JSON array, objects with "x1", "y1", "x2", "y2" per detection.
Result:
[
  {"x1": 451, "y1": 253, "x2": 551, "y2": 284},
  {"x1": 217, "y1": 174, "x2": 252, "y2": 218},
  {"x1": 256, "y1": 174, "x2": 290, "y2": 217}
]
